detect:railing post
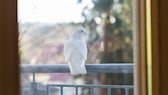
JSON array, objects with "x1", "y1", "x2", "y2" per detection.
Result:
[
  {"x1": 90, "y1": 87, "x2": 94, "y2": 95},
  {"x1": 46, "y1": 85, "x2": 49, "y2": 95},
  {"x1": 125, "y1": 88, "x2": 129, "y2": 95},
  {"x1": 108, "y1": 88, "x2": 111, "y2": 95},
  {"x1": 60, "y1": 86, "x2": 63, "y2": 95},
  {"x1": 31, "y1": 72, "x2": 36, "y2": 95},
  {"x1": 75, "y1": 87, "x2": 78, "y2": 95}
]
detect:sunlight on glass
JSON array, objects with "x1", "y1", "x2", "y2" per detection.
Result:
[
  {"x1": 18, "y1": 0, "x2": 84, "y2": 23},
  {"x1": 19, "y1": 0, "x2": 134, "y2": 95}
]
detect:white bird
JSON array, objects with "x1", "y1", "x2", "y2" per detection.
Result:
[{"x1": 64, "y1": 27, "x2": 88, "y2": 75}]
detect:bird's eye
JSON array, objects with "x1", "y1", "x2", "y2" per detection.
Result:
[{"x1": 80, "y1": 30, "x2": 83, "y2": 33}]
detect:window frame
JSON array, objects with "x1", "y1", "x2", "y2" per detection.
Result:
[
  {"x1": 0, "y1": 0, "x2": 20, "y2": 95},
  {"x1": 134, "y1": 0, "x2": 147, "y2": 95},
  {"x1": 0, "y1": 0, "x2": 166, "y2": 95}
]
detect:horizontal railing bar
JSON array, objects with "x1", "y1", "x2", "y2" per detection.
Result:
[
  {"x1": 20, "y1": 63, "x2": 133, "y2": 74},
  {"x1": 47, "y1": 84, "x2": 134, "y2": 89}
]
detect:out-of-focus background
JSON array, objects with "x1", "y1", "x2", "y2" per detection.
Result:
[{"x1": 18, "y1": 0, "x2": 134, "y2": 95}]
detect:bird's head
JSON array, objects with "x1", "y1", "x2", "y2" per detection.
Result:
[{"x1": 71, "y1": 27, "x2": 87, "y2": 39}]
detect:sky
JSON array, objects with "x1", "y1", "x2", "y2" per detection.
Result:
[{"x1": 18, "y1": 0, "x2": 93, "y2": 24}]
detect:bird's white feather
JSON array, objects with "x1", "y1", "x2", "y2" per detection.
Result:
[{"x1": 64, "y1": 27, "x2": 88, "y2": 75}]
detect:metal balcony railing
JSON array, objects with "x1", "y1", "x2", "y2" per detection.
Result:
[{"x1": 21, "y1": 63, "x2": 134, "y2": 95}]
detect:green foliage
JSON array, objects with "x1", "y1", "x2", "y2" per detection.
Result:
[{"x1": 92, "y1": 0, "x2": 113, "y2": 13}]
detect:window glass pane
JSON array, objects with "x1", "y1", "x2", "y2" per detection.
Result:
[{"x1": 18, "y1": 0, "x2": 134, "y2": 95}]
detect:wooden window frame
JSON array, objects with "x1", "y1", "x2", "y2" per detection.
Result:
[
  {"x1": 0, "y1": 0, "x2": 20, "y2": 95},
  {"x1": 0, "y1": 0, "x2": 167, "y2": 95},
  {"x1": 134, "y1": 0, "x2": 147, "y2": 95}
]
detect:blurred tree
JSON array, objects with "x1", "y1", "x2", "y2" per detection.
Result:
[{"x1": 78, "y1": 0, "x2": 133, "y2": 95}]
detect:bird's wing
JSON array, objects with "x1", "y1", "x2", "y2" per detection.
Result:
[
  {"x1": 64, "y1": 40, "x2": 74, "y2": 62},
  {"x1": 77, "y1": 40, "x2": 87, "y2": 60},
  {"x1": 64, "y1": 39, "x2": 87, "y2": 62}
]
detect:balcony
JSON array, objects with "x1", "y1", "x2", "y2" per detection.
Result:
[{"x1": 21, "y1": 63, "x2": 134, "y2": 95}]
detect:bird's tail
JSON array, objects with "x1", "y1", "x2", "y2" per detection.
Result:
[{"x1": 68, "y1": 62, "x2": 87, "y2": 75}]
